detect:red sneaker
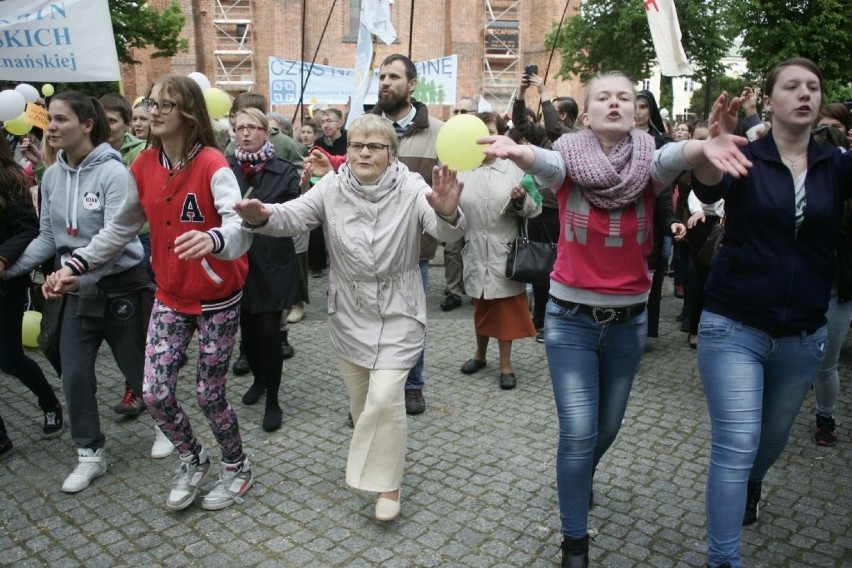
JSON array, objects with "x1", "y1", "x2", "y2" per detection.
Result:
[{"x1": 113, "y1": 386, "x2": 145, "y2": 416}]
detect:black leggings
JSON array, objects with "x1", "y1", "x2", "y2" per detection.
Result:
[{"x1": 240, "y1": 310, "x2": 284, "y2": 409}]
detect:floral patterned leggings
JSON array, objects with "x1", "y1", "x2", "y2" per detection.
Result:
[{"x1": 142, "y1": 300, "x2": 245, "y2": 464}]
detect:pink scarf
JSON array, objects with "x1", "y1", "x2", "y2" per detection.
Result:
[{"x1": 553, "y1": 128, "x2": 655, "y2": 209}]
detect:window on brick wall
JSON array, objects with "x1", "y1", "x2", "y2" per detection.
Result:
[{"x1": 343, "y1": 0, "x2": 362, "y2": 43}]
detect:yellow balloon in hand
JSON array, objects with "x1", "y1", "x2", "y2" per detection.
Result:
[
  {"x1": 22, "y1": 310, "x2": 41, "y2": 348},
  {"x1": 41, "y1": 84, "x2": 55, "y2": 97},
  {"x1": 435, "y1": 114, "x2": 489, "y2": 171}
]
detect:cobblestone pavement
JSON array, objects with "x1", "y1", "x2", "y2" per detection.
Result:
[{"x1": 1, "y1": 251, "x2": 850, "y2": 567}]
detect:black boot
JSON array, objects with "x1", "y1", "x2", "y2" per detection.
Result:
[
  {"x1": 561, "y1": 535, "x2": 589, "y2": 568},
  {"x1": 232, "y1": 344, "x2": 250, "y2": 376},
  {"x1": 280, "y1": 330, "x2": 295, "y2": 360},
  {"x1": 262, "y1": 404, "x2": 283, "y2": 432},
  {"x1": 242, "y1": 382, "x2": 265, "y2": 405},
  {"x1": 742, "y1": 481, "x2": 761, "y2": 526}
]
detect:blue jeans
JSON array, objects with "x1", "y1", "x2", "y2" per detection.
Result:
[
  {"x1": 405, "y1": 260, "x2": 430, "y2": 391},
  {"x1": 814, "y1": 295, "x2": 852, "y2": 416},
  {"x1": 697, "y1": 311, "x2": 827, "y2": 568},
  {"x1": 545, "y1": 299, "x2": 648, "y2": 538}
]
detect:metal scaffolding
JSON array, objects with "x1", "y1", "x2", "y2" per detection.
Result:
[
  {"x1": 482, "y1": 0, "x2": 521, "y2": 110},
  {"x1": 212, "y1": 0, "x2": 255, "y2": 91}
]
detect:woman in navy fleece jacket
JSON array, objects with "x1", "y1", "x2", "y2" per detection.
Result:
[{"x1": 690, "y1": 58, "x2": 852, "y2": 568}]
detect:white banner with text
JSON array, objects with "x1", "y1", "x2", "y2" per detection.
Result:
[
  {"x1": 269, "y1": 55, "x2": 458, "y2": 108},
  {"x1": 0, "y1": 0, "x2": 121, "y2": 82}
]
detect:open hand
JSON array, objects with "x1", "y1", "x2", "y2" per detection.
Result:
[
  {"x1": 173, "y1": 231, "x2": 214, "y2": 260},
  {"x1": 708, "y1": 91, "x2": 741, "y2": 138},
  {"x1": 428, "y1": 165, "x2": 463, "y2": 217},
  {"x1": 234, "y1": 198, "x2": 273, "y2": 226},
  {"x1": 703, "y1": 133, "x2": 752, "y2": 178},
  {"x1": 687, "y1": 211, "x2": 706, "y2": 229}
]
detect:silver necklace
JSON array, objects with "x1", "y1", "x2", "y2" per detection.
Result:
[{"x1": 778, "y1": 152, "x2": 807, "y2": 173}]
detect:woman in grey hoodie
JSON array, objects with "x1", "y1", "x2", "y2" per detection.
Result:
[{"x1": 3, "y1": 91, "x2": 155, "y2": 494}]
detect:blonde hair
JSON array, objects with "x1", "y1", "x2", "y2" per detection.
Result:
[
  {"x1": 235, "y1": 107, "x2": 269, "y2": 130},
  {"x1": 582, "y1": 71, "x2": 635, "y2": 113},
  {"x1": 347, "y1": 114, "x2": 398, "y2": 158}
]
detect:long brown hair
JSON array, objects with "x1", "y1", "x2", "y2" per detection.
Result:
[
  {"x1": 0, "y1": 137, "x2": 32, "y2": 214},
  {"x1": 145, "y1": 74, "x2": 219, "y2": 166}
]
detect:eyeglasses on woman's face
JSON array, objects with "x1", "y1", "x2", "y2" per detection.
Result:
[
  {"x1": 348, "y1": 142, "x2": 390, "y2": 153},
  {"x1": 235, "y1": 124, "x2": 267, "y2": 134},
  {"x1": 452, "y1": 109, "x2": 470, "y2": 115},
  {"x1": 141, "y1": 98, "x2": 177, "y2": 114}
]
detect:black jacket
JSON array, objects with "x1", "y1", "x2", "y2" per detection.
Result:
[
  {"x1": 228, "y1": 156, "x2": 302, "y2": 313},
  {"x1": 0, "y1": 192, "x2": 38, "y2": 291}
]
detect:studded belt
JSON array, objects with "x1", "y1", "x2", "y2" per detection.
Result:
[{"x1": 549, "y1": 295, "x2": 647, "y2": 325}]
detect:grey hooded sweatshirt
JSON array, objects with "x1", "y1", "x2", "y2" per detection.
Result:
[{"x1": 7, "y1": 142, "x2": 143, "y2": 295}]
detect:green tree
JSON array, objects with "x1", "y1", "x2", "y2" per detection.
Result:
[
  {"x1": 730, "y1": 0, "x2": 852, "y2": 100},
  {"x1": 110, "y1": 0, "x2": 188, "y2": 65},
  {"x1": 546, "y1": 1, "x2": 653, "y2": 83},
  {"x1": 547, "y1": 0, "x2": 736, "y2": 85},
  {"x1": 688, "y1": 76, "x2": 748, "y2": 119}
]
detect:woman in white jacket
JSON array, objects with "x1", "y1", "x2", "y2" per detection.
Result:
[
  {"x1": 456, "y1": 112, "x2": 541, "y2": 390},
  {"x1": 235, "y1": 114, "x2": 466, "y2": 521}
]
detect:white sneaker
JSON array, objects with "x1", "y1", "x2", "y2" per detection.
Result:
[
  {"x1": 201, "y1": 457, "x2": 254, "y2": 510},
  {"x1": 151, "y1": 425, "x2": 175, "y2": 459},
  {"x1": 166, "y1": 446, "x2": 210, "y2": 511},
  {"x1": 62, "y1": 448, "x2": 107, "y2": 493},
  {"x1": 287, "y1": 303, "x2": 304, "y2": 323}
]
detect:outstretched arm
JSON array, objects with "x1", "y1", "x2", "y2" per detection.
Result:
[{"x1": 681, "y1": 91, "x2": 752, "y2": 183}]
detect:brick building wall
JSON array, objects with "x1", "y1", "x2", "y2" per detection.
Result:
[{"x1": 122, "y1": 0, "x2": 583, "y2": 124}]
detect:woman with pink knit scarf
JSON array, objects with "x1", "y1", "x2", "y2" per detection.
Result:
[{"x1": 481, "y1": 72, "x2": 750, "y2": 567}]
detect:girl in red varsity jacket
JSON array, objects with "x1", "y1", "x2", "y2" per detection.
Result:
[{"x1": 47, "y1": 75, "x2": 255, "y2": 512}]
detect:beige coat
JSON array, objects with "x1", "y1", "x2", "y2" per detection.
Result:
[
  {"x1": 254, "y1": 162, "x2": 466, "y2": 369},
  {"x1": 457, "y1": 159, "x2": 541, "y2": 300}
]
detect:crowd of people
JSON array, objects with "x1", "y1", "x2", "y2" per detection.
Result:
[{"x1": 1, "y1": 55, "x2": 850, "y2": 568}]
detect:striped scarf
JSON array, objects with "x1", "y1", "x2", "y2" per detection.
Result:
[
  {"x1": 553, "y1": 128, "x2": 655, "y2": 209},
  {"x1": 235, "y1": 141, "x2": 275, "y2": 180}
]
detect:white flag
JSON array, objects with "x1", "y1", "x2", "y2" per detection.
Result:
[
  {"x1": 0, "y1": 0, "x2": 121, "y2": 82},
  {"x1": 345, "y1": 0, "x2": 398, "y2": 128},
  {"x1": 644, "y1": 0, "x2": 693, "y2": 76}
]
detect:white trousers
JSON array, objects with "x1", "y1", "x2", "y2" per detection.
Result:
[{"x1": 338, "y1": 358, "x2": 408, "y2": 492}]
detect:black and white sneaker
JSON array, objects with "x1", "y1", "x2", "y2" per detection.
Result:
[{"x1": 43, "y1": 406, "x2": 64, "y2": 439}]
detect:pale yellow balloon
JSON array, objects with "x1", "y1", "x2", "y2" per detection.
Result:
[
  {"x1": 204, "y1": 88, "x2": 232, "y2": 119},
  {"x1": 4, "y1": 113, "x2": 32, "y2": 135},
  {"x1": 22, "y1": 310, "x2": 41, "y2": 348},
  {"x1": 435, "y1": 114, "x2": 489, "y2": 171}
]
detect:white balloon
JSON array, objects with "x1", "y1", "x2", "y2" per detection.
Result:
[
  {"x1": 188, "y1": 72, "x2": 211, "y2": 91},
  {"x1": 15, "y1": 83, "x2": 40, "y2": 103},
  {"x1": 0, "y1": 89, "x2": 27, "y2": 121}
]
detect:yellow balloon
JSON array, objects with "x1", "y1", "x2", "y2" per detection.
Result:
[
  {"x1": 204, "y1": 87, "x2": 232, "y2": 119},
  {"x1": 22, "y1": 310, "x2": 41, "y2": 348},
  {"x1": 4, "y1": 113, "x2": 32, "y2": 135},
  {"x1": 435, "y1": 114, "x2": 489, "y2": 171},
  {"x1": 41, "y1": 84, "x2": 55, "y2": 97}
]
